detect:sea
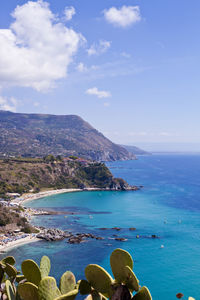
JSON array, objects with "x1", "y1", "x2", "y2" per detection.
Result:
[{"x1": 3, "y1": 154, "x2": 200, "y2": 300}]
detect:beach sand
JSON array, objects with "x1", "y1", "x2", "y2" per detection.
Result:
[
  {"x1": 12, "y1": 187, "x2": 104, "y2": 206},
  {"x1": 12, "y1": 188, "x2": 83, "y2": 205},
  {"x1": 0, "y1": 235, "x2": 41, "y2": 254},
  {"x1": 1, "y1": 188, "x2": 102, "y2": 253}
]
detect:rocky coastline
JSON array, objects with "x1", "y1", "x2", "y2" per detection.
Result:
[
  {"x1": 35, "y1": 226, "x2": 160, "y2": 244},
  {"x1": 0, "y1": 187, "x2": 143, "y2": 253}
]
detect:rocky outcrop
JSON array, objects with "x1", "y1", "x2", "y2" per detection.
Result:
[
  {"x1": 36, "y1": 227, "x2": 160, "y2": 243},
  {"x1": 0, "y1": 158, "x2": 139, "y2": 196},
  {"x1": 37, "y1": 228, "x2": 69, "y2": 241}
]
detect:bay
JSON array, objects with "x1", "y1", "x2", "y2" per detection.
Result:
[{"x1": 4, "y1": 154, "x2": 200, "y2": 299}]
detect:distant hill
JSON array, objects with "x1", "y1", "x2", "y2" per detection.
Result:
[
  {"x1": 121, "y1": 145, "x2": 150, "y2": 155},
  {"x1": 0, "y1": 111, "x2": 135, "y2": 161}
]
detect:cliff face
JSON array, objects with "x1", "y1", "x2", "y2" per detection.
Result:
[
  {"x1": 0, "y1": 111, "x2": 135, "y2": 161},
  {"x1": 0, "y1": 157, "x2": 135, "y2": 197}
]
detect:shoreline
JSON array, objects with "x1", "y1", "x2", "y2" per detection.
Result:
[
  {"x1": 13, "y1": 188, "x2": 84, "y2": 206},
  {"x1": 0, "y1": 235, "x2": 41, "y2": 254},
  {"x1": 1, "y1": 187, "x2": 138, "y2": 255},
  {"x1": 12, "y1": 187, "x2": 138, "y2": 206},
  {"x1": 0, "y1": 188, "x2": 110, "y2": 254}
]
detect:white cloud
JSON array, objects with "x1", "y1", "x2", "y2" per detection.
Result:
[
  {"x1": 64, "y1": 6, "x2": 76, "y2": 21},
  {"x1": 0, "y1": 96, "x2": 18, "y2": 112},
  {"x1": 77, "y1": 62, "x2": 88, "y2": 72},
  {"x1": 0, "y1": 1, "x2": 84, "y2": 92},
  {"x1": 87, "y1": 40, "x2": 111, "y2": 56},
  {"x1": 104, "y1": 6, "x2": 141, "y2": 28},
  {"x1": 86, "y1": 87, "x2": 111, "y2": 98}
]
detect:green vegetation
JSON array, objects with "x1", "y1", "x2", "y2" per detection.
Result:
[
  {"x1": 21, "y1": 224, "x2": 40, "y2": 234},
  {"x1": 0, "y1": 249, "x2": 156, "y2": 300},
  {"x1": 0, "y1": 205, "x2": 27, "y2": 228},
  {"x1": 0, "y1": 157, "x2": 131, "y2": 198}
]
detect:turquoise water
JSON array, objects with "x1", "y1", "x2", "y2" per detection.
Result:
[{"x1": 3, "y1": 155, "x2": 200, "y2": 299}]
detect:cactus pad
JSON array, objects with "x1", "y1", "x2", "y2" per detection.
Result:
[
  {"x1": 79, "y1": 280, "x2": 92, "y2": 295},
  {"x1": 38, "y1": 276, "x2": 61, "y2": 300},
  {"x1": 85, "y1": 264, "x2": 113, "y2": 298},
  {"x1": 0, "y1": 264, "x2": 4, "y2": 282},
  {"x1": 55, "y1": 289, "x2": 78, "y2": 300},
  {"x1": 132, "y1": 286, "x2": 152, "y2": 300},
  {"x1": 18, "y1": 282, "x2": 39, "y2": 300},
  {"x1": 16, "y1": 275, "x2": 25, "y2": 283},
  {"x1": 5, "y1": 263, "x2": 18, "y2": 278},
  {"x1": 84, "y1": 296, "x2": 93, "y2": 300},
  {"x1": 1, "y1": 256, "x2": 16, "y2": 266},
  {"x1": 60, "y1": 271, "x2": 76, "y2": 294},
  {"x1": 123, "y1": 266, "x2": 139, "y2": 292},
  {"x1": 5, "y1": 280, "x2": 15, "y2": 300},
  {"x1": 91, "y1": 290, "x2": 104, "y2": 300},
  {"x1": 21, "y1": 259, "x2": 41, "y2": 286},
  {"x1": 40, "y1": 256, "x2": 51, "y2": 279},
  {"x1": 110, "y1": 248, "x2": 133, "y2": 282}
]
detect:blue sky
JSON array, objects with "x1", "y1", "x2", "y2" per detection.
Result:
[{"x1": 0, "y1": 0, "x2": 200, "y2": 151}]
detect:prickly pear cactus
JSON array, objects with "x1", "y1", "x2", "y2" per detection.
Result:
[
  {"x1": 5, "y1": 280, "x2": 16, "y2": 300},
  {"x1": 92, "y1": 290, "x2": 107, "y2": 300},
  {"x1": 123, "y1": 266, "x2": 139, "y2": 292},
  {"x1": 40, "y1": 256, "x2": 51, "y2": 279},
  {"x1": 21, "y1": 259, "x2": 42, "y2": 286},
  {"x1": 79, "y1": 280, "x2": 92, "y2": 295},
  {"x1": 5, "y1": 264, "x2": 18, "y2": 279},
  {"x1": 54, "y1": 289, "x2": 78, "y2": 300},
  {"x1": 85, "y1": 264, "x2": 113, "y2": 298},
  {"x1": 38, "y1": 276, "x2": 61, "y2": 300},
  {"x1": 17, "y1": 282, "x2": 39, "y2": 300},
  {"x1": 59, "y1": 271, "x2": 76, "y2": 295},
  {"x1": 132, "y1": 286, "x2": 152, "y2": 300},
  {"x1": 16, "y1": 275, "x2": 25, "y2": 284},
  {"x1": 111, "y1": 284, "x2": 131, "y2": 300},
  {"x1": 110, "y1": 249, "x2": 133, "y2": 283},
  {"x1": 1, "y1": 257, "x2": 16, "y2": 266}
]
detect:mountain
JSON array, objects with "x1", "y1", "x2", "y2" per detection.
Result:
[
  {"x1": 121, "y1": 145, "x2": 150, "y2": 155},
  {"x1": 0, "y1": 111, "x2": 135, "y2": 161}
]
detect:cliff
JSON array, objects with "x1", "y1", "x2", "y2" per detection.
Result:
[{"x1": 0, "y1": 156, "x2": 137, "y2": 198}]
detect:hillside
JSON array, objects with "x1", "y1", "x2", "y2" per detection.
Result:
[
  {"x1": 0, "y1": 156, "x2": 136, "y2": 198},
  {"x1": 0, "y1": 111, "x2": 135, "y2": 161},
  {"x1": 121, "y1": 145, "x2": 150, "y2": 155}
]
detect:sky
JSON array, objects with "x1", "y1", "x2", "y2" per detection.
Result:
[{"x1": 0, "y1": 0, "x2": 200, "y2": 151}]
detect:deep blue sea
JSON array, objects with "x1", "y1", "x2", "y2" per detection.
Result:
[{"x1": 3, "y1": 154, "x2": 200, "y2": 300}]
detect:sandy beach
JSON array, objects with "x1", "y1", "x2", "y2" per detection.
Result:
[
  {"x1": 0, "y1": 188, "x2": 103, "y2": 254},
  {"x1": 13, "y1": 188, "x2": 83, "y2": 205},
  {"x1": 0, "y1": 235, "x2": 41, "y2": 254},
  {"x1": 12, "y1": 187, "x2": 106, "y2": 206}
]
